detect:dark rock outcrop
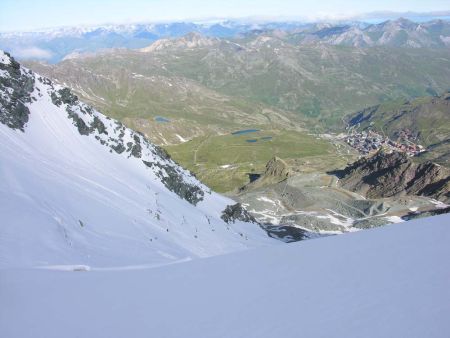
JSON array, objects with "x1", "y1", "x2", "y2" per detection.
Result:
[
  {"x1": 221, "y1": 203, "x2": 257, "y2": 224},
  {"x1": 262, "y1": 224, "x2": 309, "y2": 243},
  {"x1": 263, "y1": 157, "x2": 291, "y2": 181},
  {"x1": 333, "y1": 151, "x2": 450, "y2": 202},
  {"x1": 143, "y1": 160, "x2": 204, "y2": 205},
  {"x1": 51, "y1": 87, "x2": 78, "y2": 107},
  {"x1": 239, "y1": 156, "x2": 291, "y2": 193},
  {"x1": 402, "y1": 206, "x2": 450, "y2": 221},
  {"x1": 0, "y1": 52, "x2": 34, "y2": 131}
]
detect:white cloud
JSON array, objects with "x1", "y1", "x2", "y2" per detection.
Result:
[{"x1": 13, "y1": 46, "x2": 53, "y2": 60}]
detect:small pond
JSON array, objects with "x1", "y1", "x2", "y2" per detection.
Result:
[
  {"x1": 155, "y1": 116, "x2": 170, "y2": 123},
  {"x1": 231, "y1": 129, "x2": 260, "y2": 135}
]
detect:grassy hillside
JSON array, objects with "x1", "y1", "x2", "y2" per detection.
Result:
[
  {"x1": 165, "y1": 129, "x2": 333, "y2": 192},
  {"x1": 27, "y1": 54, "x2": 303, "y2": 145},
  {"x1": 28, "y1": 42, "x2": 450, "y2": 130}
]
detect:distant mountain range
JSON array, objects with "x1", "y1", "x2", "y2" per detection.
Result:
[
  {"x1": 0, "y1": 21, "x2": 308, "y2": 63},
  {"x1": 289, "y1": 18, "x2": 450, "y2": 48},
  {"x1": 1, "y1": 18, "x2": 449, "y2": 63},
  {"x1": 26, "y1": 28, "x2": 450, "y2": 129}
]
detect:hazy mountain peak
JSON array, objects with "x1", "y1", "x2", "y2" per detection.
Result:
[
  {"x1": 140, "y1": 32, "x2": 219, "y2": 52},
  {"x1": 376, "y1": 17, "x2": 418, "y2": 30}
]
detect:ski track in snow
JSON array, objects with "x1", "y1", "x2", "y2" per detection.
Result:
[{"x1": 1, "y1": 214, "x2": 449, "y2": 338}]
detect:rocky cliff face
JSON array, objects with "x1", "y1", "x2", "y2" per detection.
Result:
[
  {"x1": 0, "y1": 52, "x2": 35, "y2": 131},
  {"x1": 335, "y1": 151, "x2": 450, "y2": 202},
  {"x1": 240, "y1": 157, "x2": 291, "y2": 193},
  {"x1": 263, "y1": 157, "x2": 291, "y2": 181}
]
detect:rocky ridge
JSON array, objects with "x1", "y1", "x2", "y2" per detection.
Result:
[
  {"x1": 0, "y1": 51, "x2": 207, "y2": 205},
  {"x1": 335, "y1": 151, "x2": 450, "y2": 202},
  {"x1": 140, "y1": 32, "x2": 219, "y2": 52},
  {"x1": 294, "y1": 18, "x2": 450, "y2": 48}
]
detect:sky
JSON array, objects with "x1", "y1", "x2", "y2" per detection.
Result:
[{"x1": 1, "y1": 0, "x2": 449, "y2": 32}]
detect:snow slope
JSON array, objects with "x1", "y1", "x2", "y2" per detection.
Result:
[
  {"x1": 1, "y1": 213, "x2": 449, "y2": 338},
  {"x1": 0, "y1": 50, "x2": 276, "y2": 268}
]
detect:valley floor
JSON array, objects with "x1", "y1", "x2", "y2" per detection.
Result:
[{"x1": 1, "y1": 213, "x2": 449, "y2": 338}]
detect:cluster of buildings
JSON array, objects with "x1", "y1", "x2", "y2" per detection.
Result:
[{"x1": 343, "y1": 130, "x2": 425, "y2": 156}]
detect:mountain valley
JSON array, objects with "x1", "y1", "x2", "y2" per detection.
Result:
[
  {"x1": 12, "y1": 19, "x2": 450, "y2": 234},
  {"x1": 23, "y1": 22, "x2": 450, "y2": 196},
  {"x1": 1, "y1": 9, "x2": 450, "y2": 337}
]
